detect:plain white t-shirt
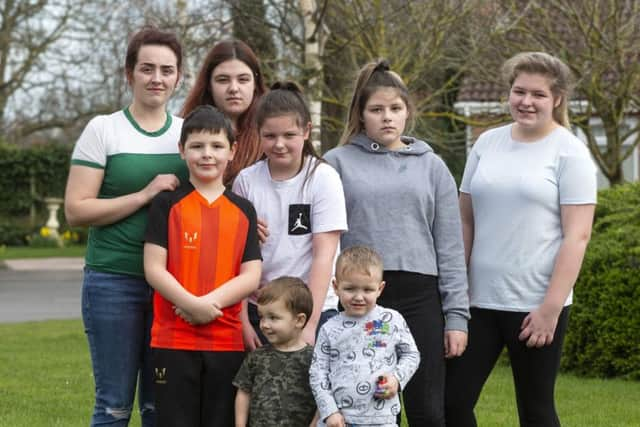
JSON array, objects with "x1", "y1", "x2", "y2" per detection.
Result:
[
  {"x1": 232, "y1": 157, "x2": 348, "y2": 311},
  {"x1": 460, "y1": 124, "x2": 597, "y2": 311}
]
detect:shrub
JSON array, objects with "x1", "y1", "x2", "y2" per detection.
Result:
[
  {"x1": 0, "y1": 142, "x2": 71, "y2": 218},
  {"x1": 0, "y1": 142, "x2": 82, "y2": 246},
  {"x1": 0, "y1": 221, "x2": 32, "y2": 246},
  {"x1": 562, "y1": 182, "x2": 640, "y2": 379}
]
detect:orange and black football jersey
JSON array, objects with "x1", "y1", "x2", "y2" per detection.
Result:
[{"x1": 145, "y1": 183, "x2": 261, "y2": 351}]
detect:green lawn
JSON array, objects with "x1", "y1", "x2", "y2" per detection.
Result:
[
  {"x1": 0, "y1": 320, "x2": 638, "y2": 427},
  {"x1": 0, "y1": 245, "x2": 85, "y2": 260}
]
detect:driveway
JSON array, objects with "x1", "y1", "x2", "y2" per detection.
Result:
[{"x1": 0, "y1": 259, "x2": 83, "y2": 323}]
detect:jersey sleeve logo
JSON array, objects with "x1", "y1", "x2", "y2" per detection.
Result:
[{"x1": 288, "y1": 204, "x2": 311, "y2": 235}]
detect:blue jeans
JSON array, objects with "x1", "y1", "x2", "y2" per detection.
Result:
[{"x1": 82, "y1": 268, "x2": 155, "y2": 427}]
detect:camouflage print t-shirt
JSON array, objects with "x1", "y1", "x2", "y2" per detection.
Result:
[{"x1": 233, "y1": 345, "x2": 316, "y2": 426}]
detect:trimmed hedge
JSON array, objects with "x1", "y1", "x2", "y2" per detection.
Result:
[
  {"x1": 0, "y1": 143, "x2": 72, "y2": 245},
  {"x1": 0, "y1": 143, "x2": 71, "y2": 217},
  {"x1": 562, "y1": 182, "x2": 640, "y2": 379}
]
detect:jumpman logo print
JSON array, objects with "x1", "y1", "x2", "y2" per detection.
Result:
[
  {"x1": 288, "y1": 204, "x2": 311, "y2": 235},
  {"x1": 291, "y1": 213, "x2": 308, "y2": 232}
]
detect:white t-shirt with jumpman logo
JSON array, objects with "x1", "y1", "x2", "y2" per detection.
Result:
[{"x1": 232, "y1": 156, "x2": 348, "y2": 311}]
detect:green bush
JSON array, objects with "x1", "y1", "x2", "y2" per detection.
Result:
[
  {"x1": 0, "y1": 221, "x2": 33, "y2": 246},
  {"x1": 27, "y1": 233, "x2": 61, "y2": 248},
  {"x1": 0, "y1": 142, "x2": 77, "y2": 246},
  {"x1": 0, "y1": 143, "x2": 71, "y2": 217},
  {"x1": 562, "y1": 182, "x2": 640, "y2": 379}
]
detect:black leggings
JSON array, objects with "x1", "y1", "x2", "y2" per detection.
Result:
[
  {"x1": 445, "y1": 307, "x2": 570, "y2": 427},
  {"x1": 378, "y1": 271, "x2": 445, "y2": 427}
]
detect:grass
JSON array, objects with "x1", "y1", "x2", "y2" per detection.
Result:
[
  {"x1": 0, "y1": 245, "x2": 85, "y2": 260},
  {"x1": 0, "y1": 320, "x2": 139, "y2": 427},
  {"x1": 1, "y1": 320, "x2": 638, "y2": 427},
  {"x1": 475, "y1": 361, "x2": 640, "y2": 426}
]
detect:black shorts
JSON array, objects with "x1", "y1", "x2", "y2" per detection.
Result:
[{"x1": 152, "y1": 348, "x2": 244, "y2": 427}]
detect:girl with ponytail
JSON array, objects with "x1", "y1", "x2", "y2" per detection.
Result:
[{"x1": 324, "y1": 59, "x2": 470, "y2": 426}]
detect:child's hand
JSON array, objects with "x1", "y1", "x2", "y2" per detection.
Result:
[
  {"x1": 302, "y1": 323, "x2": 317, "y2": 346},
  {"x1": 175, "y1": 298, "x2": 222, "y2": 325},
  {"x1": 325, "y1": 411, "x2": 345, "y2": 427},
  {"x1": 257, "y1": 218, "x2": 270, "y2": 244},
  {"x1": 374, "y1": 374, "x2": 399, "y2": 400},
  {"x1": 242, "y1": 322, "x2": 263, "y2": 351},
  {"x1": 174, "y1": 306, "x2": 194, "y2": 323}
]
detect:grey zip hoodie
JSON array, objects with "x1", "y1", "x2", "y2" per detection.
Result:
[{"x1": 324, "y1": 133, "x2": 469, "y2": 331}]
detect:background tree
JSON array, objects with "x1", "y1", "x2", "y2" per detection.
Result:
[
  {"x1": 471, "y1": 0, "x2": 640, "y2": 186},
  {"x1": 321, "y1": 0, "x2": 481, "y2": 176},
  {"x1": 1, "y1": 0, "x2": 80, "y2": 142},
  {"x1": 226, "y1": 0, "x2": 328, "y2": 150},
  {"x1": 1, "y1": 0, "x2": 229, "y2": 144},
  {"x1": 229, "y1": 0, "x2": 277, "y2": 82}
]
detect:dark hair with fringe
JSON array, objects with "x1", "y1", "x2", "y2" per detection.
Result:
[
  {"x1": 179, "y1": 105, "x2": 235, "y2": 146},
  {"x1": 340, "y1": 59, "x2": 415, "y2": 145},
  {"x1": 257, "y1": 276, "x2": 313, "y2": 327},
  {"x1": 180, "y1": 39, "x2": 266, "y2": 186},
  {"x1": 256, "y1": 81, "x2": 323, "y2": 184},
  {"x1": 125, "y1": 25, "x2": 182, "y2": 80}
]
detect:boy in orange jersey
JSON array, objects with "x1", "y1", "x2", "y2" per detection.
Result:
[{"x1": 144, "y1": 105, "x2": 262, "y2": 427}]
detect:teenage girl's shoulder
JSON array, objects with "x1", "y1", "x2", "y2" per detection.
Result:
[
  {"x1": 479, "y1": 123, "x2": 511, "y2": 143},
  {"x1": 168, "y1": 113, "x2": 184, "y2": 130},
  {"x1": 235, "y1": 158, "x2": 268, "y2": 181},
  {"x1": 467, "y1": 124, "x2": 513, "y2": 157},
  {"x1": 322, "y1": 145, "x2": 342, "y2": 163},
  {"x1": 553, "y1": 126, "x2": 592, "y2": 158},
  {"x1": 170, "y1": 113, "x2": 184, "y2": 123},
  {"x1": 311, "y1": 159, "x2": 342, "y2": 181},
  {"x1": 82, "y1": 110, "x2": 123, "y2": 133},
  {"x1": 323, "y1": 144, "x2": 363, "y2": 173}
]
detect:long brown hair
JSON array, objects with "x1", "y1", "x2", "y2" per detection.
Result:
[
  {"x1": 340, "y1": 59, "x2": 415, "y2": 146},
  {"x1": 181, "y1": 40, "x2": 266, "y2": 185},
  {"x1": 502, "y1": 52, "x2": 573, "y2": 128}
]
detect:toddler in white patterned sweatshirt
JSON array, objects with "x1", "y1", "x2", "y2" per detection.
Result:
[{"x1": 309, "y1": 246, "x2": 420, "y2": 427}]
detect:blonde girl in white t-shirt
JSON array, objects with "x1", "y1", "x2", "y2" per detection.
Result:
[{"x1": 445, "y1": 52, "x2": 597, "y2": 427}]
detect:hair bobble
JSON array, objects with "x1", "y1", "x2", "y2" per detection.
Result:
[
  {"x1": 373, "y1": 59, "x2": 391, "y2": 73},
  {"x1": 270, "y1": 80, "x2": 303, "y2": 94}
]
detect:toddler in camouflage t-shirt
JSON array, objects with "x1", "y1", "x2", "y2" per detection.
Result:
[{"x1": 234, "y1": 277, "x2": 318, "y2": 427}]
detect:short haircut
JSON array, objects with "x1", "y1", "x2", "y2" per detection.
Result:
[
  {"x1": 125, "y1": 25, "x2": 183, "y2": 76},
  {"x1": 179, "y1": 105, "x2": 235, "y2": 146},
  {"x1": 335, "y1": 246, "x2": 384, "y2": 281},
  {"x1": 257, "y1": 276, "x2": 313, "y2": 327}
]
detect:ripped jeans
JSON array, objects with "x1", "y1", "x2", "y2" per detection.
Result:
[{"x1": 82, "y1": 268, "x2": 155, "y2": 426}]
